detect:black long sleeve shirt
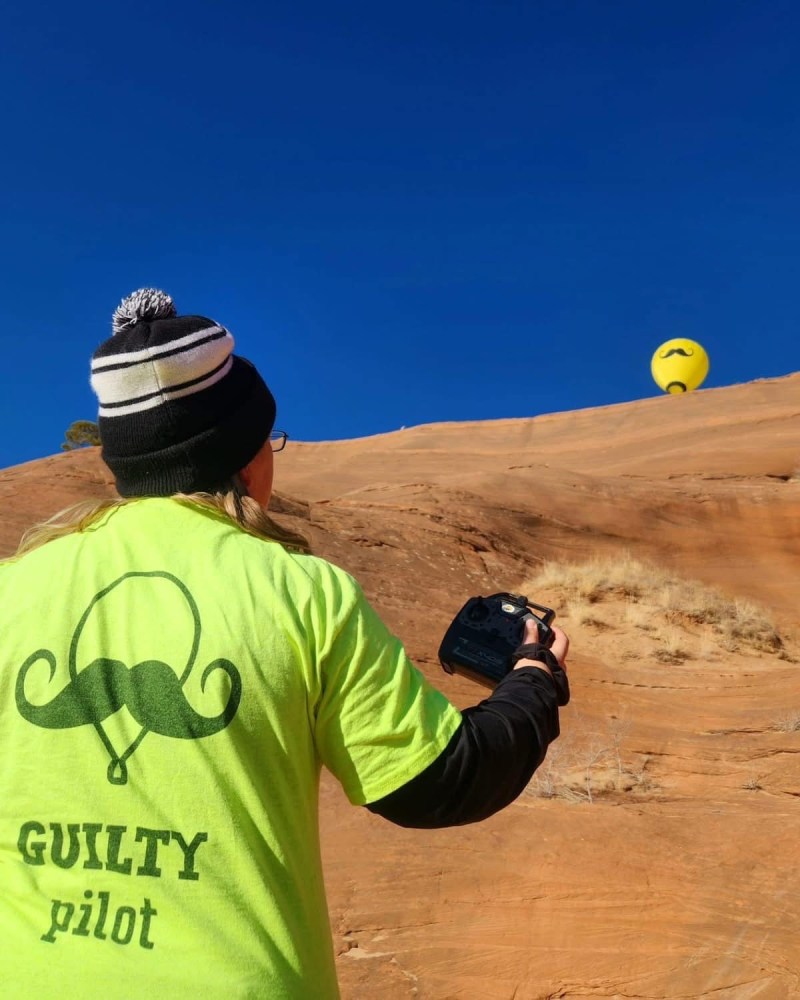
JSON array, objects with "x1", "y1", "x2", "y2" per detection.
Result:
[{"x1": 367, "y1": 666, "x2": 561, "y2": 828}]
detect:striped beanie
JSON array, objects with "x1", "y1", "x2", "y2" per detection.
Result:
[{"x1": 90, "y1": 288, "x2": 276, "y2": 497}]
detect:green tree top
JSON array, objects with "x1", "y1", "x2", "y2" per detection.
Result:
[{"x1": 62, "y1": 420, "x2": 101, "y2": 451}]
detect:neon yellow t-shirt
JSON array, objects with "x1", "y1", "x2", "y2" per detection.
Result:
[{"x1": 0, "y1": 498, "x2": 461, "y2": 999}]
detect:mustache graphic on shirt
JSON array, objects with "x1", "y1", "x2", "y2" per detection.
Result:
[
  {"x1": 15, "y1": 570, "x2": 244, "y2": 785},
  {"x1": 659, "y1": 347, "x2": 694, "y2": 358},
  {"x1": 16, "y1": 651, "x2": 241, "y2": 738}
]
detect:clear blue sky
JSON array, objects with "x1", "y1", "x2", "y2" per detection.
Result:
[{"x1": 2, "y1": 0, "x2": 799, "y2": 468}]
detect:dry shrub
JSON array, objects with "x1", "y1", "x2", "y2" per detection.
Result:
[
  {"x1": 566, "y1": 596, "x2": 612, "y2": 629},
  {"x1": 651, "y1": 634, "x2": 691, "y2": 663},
  {"x1": 660, "y1": 584, "x2": 782, "y2": 653},
  {"x1": 624, "y1": 600, "x2": 655, "y2": 632},
  {"x1": 526, "y1": 719, "x2": 655, "y2": 804},
  {"x1": 774, "y1": 712, "x2": 800, "y2": 733}
]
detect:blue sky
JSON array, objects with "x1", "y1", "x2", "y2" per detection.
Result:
[{"x1": 2, "y1": 1, "x2": 799, "y2": 468}]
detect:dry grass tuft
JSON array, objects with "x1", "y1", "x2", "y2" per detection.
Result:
[
  {"x1": 524, "y1": 555, "x2": 785, "y2": 657},
  {"x1": 534, "y1": 552, "x2": 657, "y2": 605},
  {"x1": 518, "y1": 556, "x2": 792, "y2": 805}
]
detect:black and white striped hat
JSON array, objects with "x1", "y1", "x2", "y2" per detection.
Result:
[{"x1": 90, "y1": 288, "x2": 276, "y2": 497}]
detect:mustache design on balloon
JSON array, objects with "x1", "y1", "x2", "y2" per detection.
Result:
[
  {"x1": 659, "y1": 347, "x2": 694, "y2": 358},
  {"x1": 15, "y1": 571, "x2": 243, "y2": 785}
]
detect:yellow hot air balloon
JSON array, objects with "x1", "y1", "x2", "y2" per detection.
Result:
[{"x1": 651, "y1": 338, "x2": 709, "y2": 394}]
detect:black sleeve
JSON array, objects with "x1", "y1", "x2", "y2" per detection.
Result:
[{"x1": 366, "y1": 667, "x2": 561, "y2": 828}]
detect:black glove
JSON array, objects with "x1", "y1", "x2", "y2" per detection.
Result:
[{"x1": 510, "y1": 643, "x2": 570, "y2": 706}]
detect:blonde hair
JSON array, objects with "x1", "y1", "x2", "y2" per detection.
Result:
[{"x1": 14, "y1": 488, "x2": 311, "y2": 558}]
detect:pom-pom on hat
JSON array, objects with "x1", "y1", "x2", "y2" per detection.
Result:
[{"x1": 90, "y1": 288, "x2": 276, "y2": 497}]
